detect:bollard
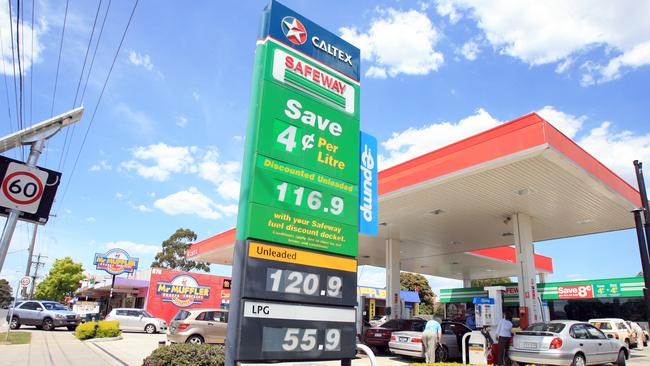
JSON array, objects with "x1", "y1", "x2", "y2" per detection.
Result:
[{"x1": 356, "y1": 343, "x2": 377, "y2": 366}]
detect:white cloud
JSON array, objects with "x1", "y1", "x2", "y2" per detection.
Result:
[
  {"x1": 577, "y1": 121, "x2": 650, "y2": 186},
  {"x1": 106, "y1": 241, "x2": 159, "y2": 255},
  {"x1": 216, "y1": 180, "x2": 241, "y2": 201},
  {"x1": 128, "y1": 201, "x2": 152, "y2": 213},
  {"x1": 121, "y1": 143, "x2": 197, "y2": 181},
  {"x1": 115, "y1": 103, "x2": 155, "y2": 134},
  {"x1": 379, "y1": 108, "x2": 501, "y2": 168},
  {"x1": 232, "y1": 135, "x2": 244, "y2": 142},
  {"x1": 115, "y1": 192, "x2": 124, "y2": 200},
  {"x1": 176, "y1": 116, "x2": 188, "y2": 127},
  {"x1": 86, "y1": 217, "x2": 96, "y2": 223},
  {"x1": 0, "y1": 5, "x2": 45, "y2": 75},
  {"x1": 438, "y1": 0, "x2": 650, "y2": 84},
  {"x1": 340, "y1": 8, "x2": 444, "y2": 78},
  {"x1": 215, "y1": 204, "x2": 238, "y2": 217},
  {"x1": 197, "y1": 148, "x2": 241, "y2": 201},
  {"x1": 436, "y1": 0, "x2": 462, "y2": 24},
  {"x1": 128, "y1": 50, "x2": 153, "y2": 71},
  {"x1": 459, "y1": 40, "x2": 480, "y2": 61},
  {"x1": 536, "y1": 106, "x2": 586, "y2": 139},
  {"x1": 89, "y1": 160, "x2": 112, "y2": 172},
  {"x1": 154, "y1": 187, "x2": 223, "y2": 220}
]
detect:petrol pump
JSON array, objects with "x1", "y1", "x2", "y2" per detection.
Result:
[{"x1": 462, "y1": 286, "x2": 506, "y2": 364}]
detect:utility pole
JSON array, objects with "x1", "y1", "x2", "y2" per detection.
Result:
[
  {"x1": 21, "y1": 224, "x2": 38, "y2": 298},
  {"x1": 29, "y1": 253, "x2": 46, "y2": 299}
]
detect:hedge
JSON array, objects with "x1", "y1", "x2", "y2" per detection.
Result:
[
  {"x1": 142, "y1": 343, "x2": 225, "y2": 366},
  {"x1": 75, "y1": 320, "x2": 121, "y2": 340}
]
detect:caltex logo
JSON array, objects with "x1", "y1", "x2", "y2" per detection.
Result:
[{"x1": 281, "y1": 16, "x2": 307, "y2": 45}]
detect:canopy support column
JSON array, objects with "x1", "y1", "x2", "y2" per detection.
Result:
[
  {"x1": 513, "y1": 212, "x2": 542, "y2": 326},
  {"x1": 386, "y1": 235, "x2": 400, "y2": 320}
]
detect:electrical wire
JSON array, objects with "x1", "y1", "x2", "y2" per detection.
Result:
[
  {"x1": 16, "y1": 0, "x2": 24, "y2": 136},
  {"x1": 55, "y1": 0, "x2": 139, "y2": 214},
  {"x1": 79, "y1": 0, "x2": 112, "y2": 105},
  {"x1": 28, "y1": 0, "x2": 33, "y2": 127},
  {"x1": 7, "y1": 0, "x2": 23, "y2": 160},
  {"x1": 58, "y1": 0, "x2": 103, "y2": 172},
  {"x1": 49, "y1": 0, "x2": 69, "y2": 118},
  {"x1": 0, "y1": 28, "x2": 15, "y2": 139}
]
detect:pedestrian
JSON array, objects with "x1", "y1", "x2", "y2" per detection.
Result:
[
  {"x1": 465, "y1": 310, "x2": 476, "y2": 330},
  {"x1": 630, "y1": 321, "x2": 645, "y2": 350},
  {"x1": 495, "y1": 310, "x2": 513, "y2": 366},
  {"x1": 422, "y1": 317, "x2": 442, "y2": 363}
]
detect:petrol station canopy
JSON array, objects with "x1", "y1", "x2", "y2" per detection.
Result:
[{"x1": 188, "y1": 113, "x2": 640, "y2": 280}]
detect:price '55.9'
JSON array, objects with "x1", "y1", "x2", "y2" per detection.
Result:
[
  {"x1": 282, "y1": 328, "x2": 341, "y2": 352},
  {"x1": 267, "y1": 268, "x2": 342, "y2": 298},
  {"x1": 276, "y1": 182, "x2": 343, "y2": 216}
]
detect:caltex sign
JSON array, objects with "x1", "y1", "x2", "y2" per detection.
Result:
[{"x1": 93, "y1": 248, "x2": 139, "y2": 275}]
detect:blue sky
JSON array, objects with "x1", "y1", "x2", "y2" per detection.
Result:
[{"x1": 0, "y1": 0, "x2": 649, "y2": 295}]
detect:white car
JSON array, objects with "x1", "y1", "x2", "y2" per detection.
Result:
[
  {"x1": 106, "y1": 308, "x2": 167, "y2": 334},
  {"x1": 388, "y1": 321, "x2": 471, "y2": 361}
]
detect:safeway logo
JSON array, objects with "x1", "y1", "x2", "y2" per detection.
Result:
[
  {"x1": 558, "y1": 284, "x2": 594, "y2": 299},
  {"x1": 281, "y1": 16, "x2": 307, "y2": 45}
]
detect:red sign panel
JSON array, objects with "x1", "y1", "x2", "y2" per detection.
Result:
[
  {"x1": 146, "y1": 268, "x2": 231, "y2": 323},
  {"x1": 557, "y1": 284, "x2": 594, "y2": 299}
]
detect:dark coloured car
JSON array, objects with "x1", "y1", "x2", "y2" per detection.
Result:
[{"x1": 364, "y1": 318, "x2": 427, "y2": 352}]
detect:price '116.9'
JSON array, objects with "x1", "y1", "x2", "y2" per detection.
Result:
[{"x1": 276, "y1": 182, "x2": 343, "y2": 216}]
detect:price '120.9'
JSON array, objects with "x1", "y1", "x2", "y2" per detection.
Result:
[{"x1": 276, "y1": 182, "x2": 343, "y2": 216}]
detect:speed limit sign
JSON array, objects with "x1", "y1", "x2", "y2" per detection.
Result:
[
  {"x1": 20, "y1": 276, "x2": 32, "y2": 288},
  {"x1": 0, "y1": 162, "x2": 48, "y2": 214}
]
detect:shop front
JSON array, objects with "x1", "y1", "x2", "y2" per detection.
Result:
[
  {"x1": 440, "y1": 276, "x2": 646, "y2": 326},
  {"x1": 358, "y1": 287, "x2": 421, "y2": 321}
]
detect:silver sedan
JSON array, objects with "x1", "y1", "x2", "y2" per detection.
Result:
[{"x1": 510, "y1": 320, "x2": 628, "y2": 366}]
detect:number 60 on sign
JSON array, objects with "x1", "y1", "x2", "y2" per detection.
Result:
[{"x1": 0, "y1": 162, "x2": 49, "y2": 214}]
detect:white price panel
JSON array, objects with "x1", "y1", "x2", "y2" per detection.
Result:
[{"x1": 0, "y1": 162, "x2": 49, "y2": 214}]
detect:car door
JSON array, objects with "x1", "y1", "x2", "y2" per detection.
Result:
[
  {"x1": 209, "y1": 311, "x2": 228, "y2": 343},
  {"x1": 585, "y1": 324, "x2": 615, "y2": 363},
  {"x1": 570, "y1": 324, "x2": 600, "y2": 362},
  {"x1": 194, "y1": 311, "x2": 215, "y2": 342},
  {"x1": 127, "y1": 310, "x2": 143, "y2": 331},
  {"x1": 113, "y1": 310, "x2": 128, "y2": 330},
  {"x1": 616, "y1": 322, "x2": 633, "y2": 344},
  {"x1": 19, "y1": 301, "x2": 43, "y2": 325}
]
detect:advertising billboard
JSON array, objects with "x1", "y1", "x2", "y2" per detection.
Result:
[
  {"x1": 93, "y1": 248, "x2": 139, "y2": 276},
  {"x1": 146, "y1": 268, "x2": 231, "y2": 323}
]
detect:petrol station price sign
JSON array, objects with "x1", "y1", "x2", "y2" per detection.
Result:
[
  {"x1": 242, "y1": 241, "x2": 357, "y2": 306},
  {"x1": 231, "y1": 1, "x2": 361, "y2": 363},
  {"x1": 237, "y1": 300, "x2": 357, "y2": 361}
]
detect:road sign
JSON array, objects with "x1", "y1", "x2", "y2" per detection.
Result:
[
  {"x1": 0, "y1": 162, "x2": 48, "y2": 214},
  {"x1": 20, "y1": 276, "x2": 32, "y2": 288},
  {"x1": 0, "y1": 155, "x2": 61, "y2": 224}
]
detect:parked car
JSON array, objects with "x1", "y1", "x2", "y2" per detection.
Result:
[
  {"x1": 626, "y1": 321, "x2": 649, "y2": 347},
  {"x1": 105, "y1": 308, "x2": 167, "y2": 334},
  {"x1": 168, "y1": 308, "x2": 228, "y2": 344},
  {"x1": 509, "y1": 320, "x2": 628, "y2": 366},
  {"x1": 589, "y1": 318, "x2": 637, "y2": 347},
  {"x1": 388, "y1": 321, "x2": 471, "y2": 361},
  {"x1": 7, "y1": 300, "x2": 80, "y2": 331},
  {"x1": 364, "y1": 318, "x2": 427, "y2": 353}
]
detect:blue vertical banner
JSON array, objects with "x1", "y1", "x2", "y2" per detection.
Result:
[{"x1": 359, "y1": 131, "x2": 378, "y2": 236}]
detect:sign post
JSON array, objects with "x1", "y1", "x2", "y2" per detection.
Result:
[
  {"x1": 93, "y1": 248, "x2": 139, "y2": 316},
  {"x1": 227, "y1": 1, "x2": 361, "y2": 364}
]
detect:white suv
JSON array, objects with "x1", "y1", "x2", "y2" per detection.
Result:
[{"x1": 106, "y1": 308, "x2": 167, "y2": 334}]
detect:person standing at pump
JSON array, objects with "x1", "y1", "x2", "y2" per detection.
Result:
[
  {"x1": 630, "y1": 321, "x2": 645, "y2": 350},
  {"x1": 422, "y1": 317, "x2": 442, "y2": 363},
  {"x1": 495, "y1": 310, "x2": 513, "y2": 366}
]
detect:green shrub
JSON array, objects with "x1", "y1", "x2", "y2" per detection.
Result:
[
  {"x1": 96, "y1": 320, "x2": 121, "y2": 338},
  {"x1": 75, "y1": 320, "x2": 121, "y2": 340},
  {"x1": 142, "y1": 343, "x2": 225, "y2": 366},
  {"x1": 75, "y1": 322, "x2": 97, "y2": 340}
]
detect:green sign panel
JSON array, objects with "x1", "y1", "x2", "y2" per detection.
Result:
[
  {"x1": 237, "y1": 38, "x2": 360, "y2": 256},
  {"x1": 594, "y1": 283, "x2": 621, "y2": 298}
]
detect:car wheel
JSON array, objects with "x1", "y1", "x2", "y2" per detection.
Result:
[
  {"x1": 9, "y1": 316, "x2": 20, "y2": 330},
  {"x1": 436, "y1": 345, "x2": 449, "y2": 362},
  {"x1": 616, "y1": 349, "x2": 627, "y2": 365},
  {"x1": 42, "y1": 318, "x2": 54, "y2": 331},
  {"x1": 145, "y1": 324, "x2": 157, "y2": 334},
  {"x1": 571, "y1": 353, "x2": 586, "y2": 366},
  {"x1": 186, "y1": 335, "x2": 204, "y2": 344}
]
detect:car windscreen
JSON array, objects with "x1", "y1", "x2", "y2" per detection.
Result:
[
  {"x1": 524, "y1": 323, "x2": 566, "y2": 333},
  {"x1": 173, "y1": 310, "x2": 190, "y2": 321},
  {"x1": 42, "y1": 302, "x2": 68, "y2": 311},
  {"x1": 142, "y1": 310, "x2": 155, "y2": 318},
  {"x1": 591, "y1": 322, "x2": 612, "y2": 330}
]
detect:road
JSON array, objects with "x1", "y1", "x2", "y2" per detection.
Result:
[{"x1": 1, "y1": 328, "x2": 649, "y2": 366}]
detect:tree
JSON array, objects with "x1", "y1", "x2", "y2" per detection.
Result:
[
  {"x1": 400, "y1": 272, "x2": 436, "y2": 314},
  {"x1": 151, "y1": 228, "x2": 210, "y2": 272},
  {"x1": 471, "y1": 277, "x2": 513, "y2": 288},
  {"x1": 0, "y1": 278, "x2": 13, "y2": 307},
  {"x1": 34, "y1": 257, "x2": 84, "y2": 301}
]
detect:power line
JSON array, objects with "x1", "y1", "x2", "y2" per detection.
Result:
[
  {"x1": 55, "y1": 0, "x2": 139, "y2": 214},
  {"x1": 79, "y1": 0, "x2": 112, "y2": 105},
  {"x1": 7, "y1": 0, "x2": 23, "y2": 161},
  {"x1": 28, "y1": 0, "x2": 33, "y2": 126},
  {"x1": 58, "y1": 0, "x2": 104, "y2": 172},
  {"x1": 0, "y1": 27, "x2": 15, "y2": 140},
  {"x1": 16, "y1": 0, "x2": 24, "y2": 136},
  {"x1": 49, "y1": 0, "x2": 69, "y2": 118}
]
